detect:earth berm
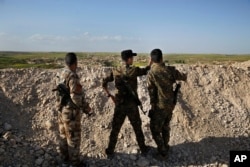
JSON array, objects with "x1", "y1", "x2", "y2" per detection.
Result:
[{"x1": 0, "y1": 61, "x2": 249, "y2": 167}]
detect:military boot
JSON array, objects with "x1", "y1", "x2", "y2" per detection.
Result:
[
  {"x1": 153, "y1": 152, "x2": 168, "y2": 161},
  {"x1": 105, "y1": 148, "x2": 115, "y2": 159},
  {"x1": 140, "y1": 145, "x2": 150, "y2": 157},
  {"x1": 154, "y1": 145, "x2": 168, "y2": 161}
]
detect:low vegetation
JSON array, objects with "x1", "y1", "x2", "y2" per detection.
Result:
[{"x1": 0, "y1": 51, "x2": 249, "y2": 69}]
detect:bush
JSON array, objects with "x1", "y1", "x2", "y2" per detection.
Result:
[
  {"x1": 102, "y1": 60, "x2": 115, "y2": 67},
  {"x1": 174, "y1": 60, "x2": 185, "y2": 64}
]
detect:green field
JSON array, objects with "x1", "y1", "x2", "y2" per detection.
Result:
[{"x1": 0, "y1": 51, "x2": 249, "y2": 69}]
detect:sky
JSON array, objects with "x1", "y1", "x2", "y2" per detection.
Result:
[{"x1": 0, "y1": 0, "x2": 250, "y2": 54}]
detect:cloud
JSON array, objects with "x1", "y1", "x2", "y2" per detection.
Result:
[
  {"x1": 0, "y1": 32, "x2": 142, "y2": 52},
  {"x1": 29, "y1": 34, "x2": 66, "y2": 42},
  {"x1": 83, "y1": 32, "x2": 89, "y2": 36},
  {"x1": 29, "y1": 33, "x2": 121, "y2": 42},
  {"x1": 88, "y1": 35, "x2": 141, "y2": 42},
  {"x1": 0, "y1": 32, "x2": 7, "y2": 37},
  {"x1": 89, "y1": 35, "x2": 122, "y2": 41}
]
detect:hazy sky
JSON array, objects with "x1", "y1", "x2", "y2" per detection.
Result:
[{"x1": 0, "y1": 0, "x2": 250, "y2": 53}]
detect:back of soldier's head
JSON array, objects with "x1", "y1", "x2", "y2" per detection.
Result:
[
  {"x1": 65, "y1": 52, "x2": 77, "y2": 66},
  {"x1": 150, "y1": 49, "x2": 163, "y2": 63}
]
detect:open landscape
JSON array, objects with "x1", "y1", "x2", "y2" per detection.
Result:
[
  {"x1": 0, "y1": 52, "x2": 249, "y2": 167},
  {"x1": 1, "y1": 51, "x2": 250, "y2": 69}
]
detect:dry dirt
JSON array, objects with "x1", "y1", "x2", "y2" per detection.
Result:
[{"x1": 0, "y1": 61, "x2": 249, "y2": 167}]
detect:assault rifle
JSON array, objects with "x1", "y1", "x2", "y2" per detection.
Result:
[
  {"x1": 52, "y1": 83, "x2": 80, "y2": 110},
  {"x1": 121, "y1": 78, "x2": 147, "y2": 115},
  {"x1": 173, "y1": 83, "x2": 181, "y2": 105}
]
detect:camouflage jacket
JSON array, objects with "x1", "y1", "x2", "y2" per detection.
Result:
[
  {"x1": 102, "y1": 64, "x2": 150, "y2": 104},
  {"x1": 147, "y1": 63, "x2": 187, "y2": 109},
  {"x1": 56, "y1": 68, "x2": 88, "y2": 110}
]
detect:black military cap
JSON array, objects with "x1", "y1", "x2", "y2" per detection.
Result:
[{"x1": 121, "y1": 49, "x2": 137, "y2": 61}]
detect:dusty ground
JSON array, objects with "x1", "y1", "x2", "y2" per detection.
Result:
[{"x1": 0, "y1": 61, "x2": 249, "y2": 167}]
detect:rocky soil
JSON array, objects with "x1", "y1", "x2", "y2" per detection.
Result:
[{"x1": 0, "y1": 61, "x2": 249, "y2": 167}]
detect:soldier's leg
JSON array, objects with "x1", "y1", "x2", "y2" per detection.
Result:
[
  {"x1": 66, "y1": 110, "x2": 82, "y2": 166},
  {"x1": 150, "y1": 111, "x2": 167, "y2": 155},
  {"x1": 106, "y1": 105, "x2": 126, "y2": 155},
  {"x1": 127, "y1": 106, "x2": 147, "y2": 153},
  {"x1": 162, "y1": 108, "x2": 173, "y2": 149},
  {"x1": 58, "y1": 112, "x2": 69, "y2": 164}
]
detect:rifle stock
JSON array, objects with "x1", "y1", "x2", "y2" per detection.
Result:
[
  {"x1": 53, "y1": 83, "x2": 80, "y2": 109},
  {"x1": 121, "y1": 79, "x2": 147, "y2": 115}
]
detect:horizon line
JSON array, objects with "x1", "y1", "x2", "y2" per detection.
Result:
[{"x1": 1, "y1": 50, "x2": 250, "y2": 55}]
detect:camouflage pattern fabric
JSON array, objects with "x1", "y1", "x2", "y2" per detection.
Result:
[
  {"x1": 103, "y1": 64, "x2": 150, "y2": 154},
  {"x1": 147, "y1": 63, "x2": 187, "y2": 155},
  {"x1": 55, "y1": 68, "x2": 86, "y2": 166},
  {"x1": 58, "y1": 108, "x2": 81, "y2": 166}
]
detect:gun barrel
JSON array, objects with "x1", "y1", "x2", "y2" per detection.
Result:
[{"x1": 52, "y1": 88, "x2": 58, "y2": 92}]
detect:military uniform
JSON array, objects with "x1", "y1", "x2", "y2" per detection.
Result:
[
  {"x1": 102, "y1": 64, "x2": 150, "y2": 155},
  {"x1": 56, "y1": 68, "x2": 89, "y2": 166},
  {"x1": 147, "y1": 63, "x2": 187, "y2": 156}
]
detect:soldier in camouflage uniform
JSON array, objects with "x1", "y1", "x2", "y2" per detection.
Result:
[
  {"x1": 102, "y1": 49, "x2": 151, "y2": 158},
  {"x1": 55, "y1": 53, "x2": 91, "y2": 167},
  {"x1": 147, "y1": 49, "x2": 187, "y2": 159}
]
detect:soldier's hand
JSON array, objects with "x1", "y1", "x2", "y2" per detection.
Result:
[
  {"x1": 149, "y1": 59, "x2": 153, "y2": 66},
  {"x1": 86, "y1": 106, "x2": 91, "y2": 113},
  {"x1": 87, "y1": 111, "x2": 95, "y2": 117},
  {"x1": 151, "y1": 104, "x2": 156, "y2": 111},
  {"x1": 109, "y1": 94, "x2": 116, "y2": 103},
  {"x1": 183, "y1": 73, "x2": 188, "y2": 82},
  {"x1": 148, "y1": 109, "x2": 154, "y2": 118},
  {"x1": 82, "y1": 105, "x2": 92, "y2": 115}
]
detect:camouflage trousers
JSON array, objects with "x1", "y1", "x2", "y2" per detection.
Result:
[
  {"x1": 106, "y1": 103, "x2": 147, "y2": 154},
  {"x1": 149, "y1": 105, "x2": 174, "y2": 155},
  {"x1": 58, "y1": 108, "x2": 82, "y2": 166}
]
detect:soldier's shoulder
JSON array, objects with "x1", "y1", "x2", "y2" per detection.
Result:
[
  {"x1": 147, "y1": 70, "x2": 154, "y2": 79},
  {"x1": 127, "y1": 65, "x2": 138, "y2": 72},
  {"x1": 113, "y1": 66, "x2": 123, "y2": 76},
  {"x1": 166, "y1": 65, "x2": 175, "y2": 70},
  {"x1": 61, "y1": 69, "x2": 78, "y2": 81}
]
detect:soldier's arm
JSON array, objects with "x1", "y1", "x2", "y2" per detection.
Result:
[
  {"x1": 68, "y1": 76, "x2": 83, "y2": 107},
  {"x1": 102, "y1": 70, "x2": 114, "y2": 89},
  {"x1": 81, "y1": 92, "x2": 91, "y2": 115},
  {"x1": 131, "y1": 65, "x2": 151, "y2": 77},
  {"x1": 170, "y1": 67, "x2": 187, "y2": 81},
  {"x1": 175, "y1": 70, "x2": 187, "y2": 81},
  {"x1": 69, "y1": 76, "x2": 92, "y2": 114},
  {"x1": 102, "y1": 70, "x2": 115, "y2": 102},
  {"x1": 147, "y1": 72, "x2": 158, "y2": 109}
]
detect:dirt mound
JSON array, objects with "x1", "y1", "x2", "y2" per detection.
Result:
[{"x1": 0, "y1": 61, "x2": 249, "y2": 167}]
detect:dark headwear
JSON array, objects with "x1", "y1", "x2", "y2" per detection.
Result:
[
  {"x1": 150, "y1": 49, "x2": 162, "y2": 57},
  {"x1": 150, "y1": 49, "x2": 163, "y2": 63},
  {"x1": 65, "y1": 52, "x2": 77, "y2": 66},
  {"x1": 121, "y1": 49, "x2": 137, "y2": 61}
]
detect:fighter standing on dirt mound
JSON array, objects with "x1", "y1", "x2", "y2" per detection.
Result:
[
  {"x1": 54, "y1": 52, "x2": 91, "y2": 167},
  {"x1": 147, "y1": 49, "x2": 187, "y2": 160},
  {"x1": 102, "y1": 49, "x2": 152, "y2": 159}
]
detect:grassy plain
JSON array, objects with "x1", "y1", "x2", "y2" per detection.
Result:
[{"x1": 0, "y1": 51, "x2": 249, "y2": 69}]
